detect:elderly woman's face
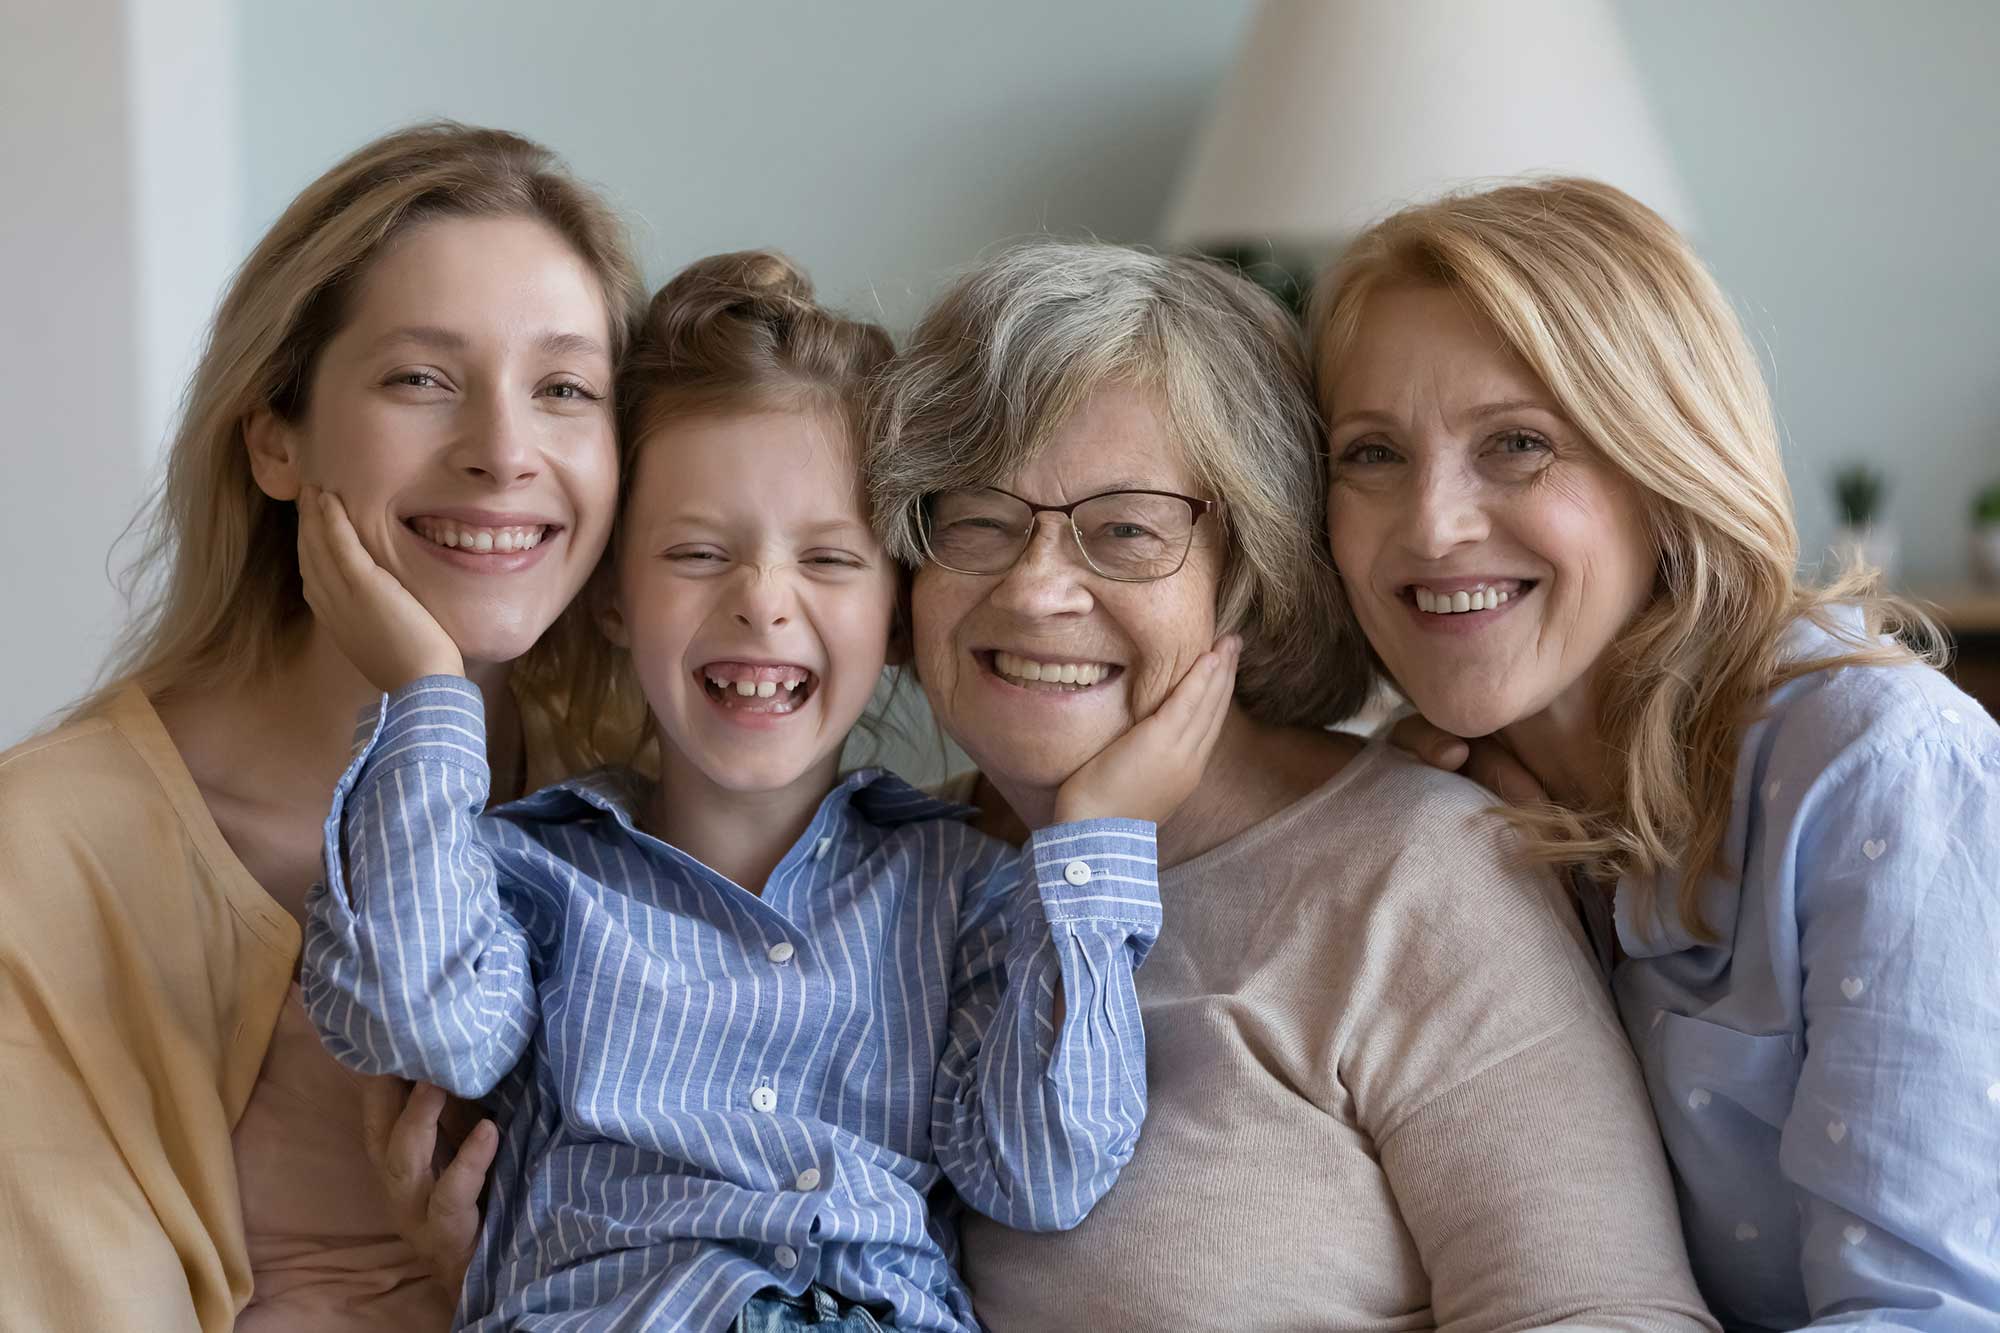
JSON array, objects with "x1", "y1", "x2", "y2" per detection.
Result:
[
  {"x1": 912, "y1": 382, "x2": 1225, "y2": 794},
  {"x1": 1324, "y1": 285, "x2": 1656, "y2": 740}
]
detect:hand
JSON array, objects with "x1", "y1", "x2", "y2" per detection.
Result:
[
  {"x1": 297, "y1": 483, "x2": 464, "y2": 692},
  {"x1": 359, "y1": 1076, "x2": 495, "y2": 1296},
  {"x1": 1052, "y1": 635, "x2": 1240, "y2": 825},
  {"x1": 1387, "y1": 713, "x2": 1550, "y2": 804}
]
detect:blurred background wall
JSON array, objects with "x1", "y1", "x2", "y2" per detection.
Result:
[{"x1": 4, "y1": 0, "x2": 1997, "y2": 748}]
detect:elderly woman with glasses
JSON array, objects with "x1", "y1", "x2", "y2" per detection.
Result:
[
  {"x1": 867, "y1": 239, "x2": 1716, "y2": 1332},
  {"x1": 365, "y1": 239, "x2": 1718, "y2": 1331}
]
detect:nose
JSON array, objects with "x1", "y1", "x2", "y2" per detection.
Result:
[
  {"x1": 447, "y1": 388, "x2": 541, "y2": 487},
  {"x1": 730, "y1": 566, "x2": 793, "y2": 630},
  {"x1": 1401, "y1": 459, "x2": 1490, "y2": 562},
  {"x1": 987, "y1": 513, "x2": 1094, "y2": 619}
]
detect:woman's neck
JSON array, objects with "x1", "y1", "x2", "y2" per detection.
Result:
[
  {"x1": 1495, "y1": 670, "x2": 1616, "y2": 809},
  {"x1": 155, "y1": 622, "x2": 523, "y2": 919},
  {"x1": 642, "y1": 746, "x2": 844, "y2": 895}
]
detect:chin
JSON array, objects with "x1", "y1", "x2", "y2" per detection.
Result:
[{"x1": 1400, "y1": 683, "x2": 1521, "y2": 741}]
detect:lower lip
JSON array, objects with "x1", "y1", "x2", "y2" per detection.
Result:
[
  {"x1": 975, "y1": 652, "x2": 1121, "y2": 700},
  {"x1": 1402, "y1": 587, "x2": 1532, "y2": 634},
  {"x1": 403, "y1": 524, "x2": 560, "y2": 574}
]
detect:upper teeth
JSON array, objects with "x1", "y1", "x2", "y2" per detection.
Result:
[
  {"x1": 412, "y1": 518, "x2": 548, "y2": 552},
  {"x1": 1415, "y1": 585, "x2": 1513, "y2": 614},
  {"x1": 993, "y1": 650, "x2": 1110, "y2": 686},
  {"x1": 706, "y1": 672, "x2": 808, "y2": 697}
]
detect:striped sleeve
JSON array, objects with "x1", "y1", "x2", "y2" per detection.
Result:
[
  {"x1": 299, "y1": 674, "x2": 539, "y2": 1100},
  {"x1": 930, "y1": 818, "x2": 1160, "y2": 1231}
]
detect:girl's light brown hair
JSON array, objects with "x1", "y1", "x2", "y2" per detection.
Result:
[
  {"x1": 1310, "y1": 176, "x2": 1937, "y2": 939},
  {"x1": 73, "y1": 121, "x2": 646, "y2": 735},
  {"x1": 546, "y1": 250, "x2": 898, "y2": 772}
]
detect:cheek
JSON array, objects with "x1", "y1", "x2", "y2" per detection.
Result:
[{"x1": 1122, "y1": 582, "x2": 1217, "y2": 718}]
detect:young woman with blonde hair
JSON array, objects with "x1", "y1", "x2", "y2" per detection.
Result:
[
  {"x1": 1315, "y1": 176, "x2": 2000, "y2": 1327},
  {"x1": 0, "y1": 122, "x2": 644, "y2": 1330}
]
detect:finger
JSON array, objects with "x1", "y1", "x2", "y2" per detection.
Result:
[
  {"x1": 1188, "y1": 640, "x2": 1238, "y2": 758},
  {"x1": 1389, "y1": 713, "x2": 1469, "y2": 770},
  {"x1": 1468, "y1": 742, "x2": 1548, "y2": 805},
  {"x1": 319, "y1": 490, "x2": 377, "y2": 583},
  {"x1": 384, "y1": 1081, "x2": 447, "y2": 1201},
  {"x1": 430, "y1": 1118, "x2": 498, "y2": 1227},
  {"x1": 1146, "y1": 643, "x2": 1231, "y2": 738},
  {"x1": 359, "y1": 1074, "x2": 415, "y2": 1171}
]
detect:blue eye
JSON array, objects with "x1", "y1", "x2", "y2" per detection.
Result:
[{"x1": 1494, "y1": 431, "x2": 1550, "y2": 455}]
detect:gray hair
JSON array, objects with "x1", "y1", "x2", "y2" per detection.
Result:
[{"x1": 869, "y1": 237, "x2": 1371, "y2": 728}]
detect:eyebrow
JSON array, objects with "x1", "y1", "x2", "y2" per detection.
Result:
[
  {"x1": 369, "y1": 325, "x2": 609, "y2": 361},
  {"x1": 1328, "y1": 399, "x2": 1562, "y2": 432}
]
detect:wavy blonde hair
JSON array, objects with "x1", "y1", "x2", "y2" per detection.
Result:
[
  {"x1": 1310, "y1": 177, "x2": 1937, "y2": 938},
  {"x1": 71, "y1": 122, "x2": 646, "y2": 737},
  {"x1": 870, "y1": 238, "x2": 1373, "y2": 729},
  {"x1": 545, "y1": 249, "x2": 899, "y2": 773}
]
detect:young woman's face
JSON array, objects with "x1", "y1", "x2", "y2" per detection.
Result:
[
  {"x1": 1324, "y1": 285, "x2": 1657, "y2": 740},
  {"x1": 253, "y1": 214, "x2": 619, "y2": 668},
  {"x1": 610, "y1": 408, "x2": 900, "y2": 798}
]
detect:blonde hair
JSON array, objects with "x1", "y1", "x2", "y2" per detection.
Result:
[
  {"x1": 547, "y1": 250, "x2": 899, "y2": 772},
  {"x1": 1310, "y1": 177, "x2": 1937, "y2": 937},
  {"x1": 74, "y1": 121, "x2": 646, "y2": 735},
  {"x1": 870, "y1": 237, "x2": 1373, "y2": 729}
]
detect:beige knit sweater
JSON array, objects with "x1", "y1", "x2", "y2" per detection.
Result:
[{"x1": 961, "y1": 740, "x2": 1715, "y2": 1333}]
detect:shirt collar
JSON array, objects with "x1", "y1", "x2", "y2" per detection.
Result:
[{"x1": 490, "y1": 764, "x2": 977, "y2": 837}]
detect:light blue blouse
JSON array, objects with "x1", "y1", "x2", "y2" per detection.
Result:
[{"x1": 1611, "y1": 612, "x2": 2000, "y2": 1330}]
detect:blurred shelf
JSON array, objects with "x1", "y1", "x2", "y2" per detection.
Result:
[{"x1": 1908, "y1": 586, "x2": 2000, "y2": 635}]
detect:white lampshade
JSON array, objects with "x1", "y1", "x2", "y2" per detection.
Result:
[{"x1": 1163, "y1": 0, "x2": 1693, "y2": 252}]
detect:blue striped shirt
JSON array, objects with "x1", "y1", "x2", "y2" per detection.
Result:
[{"x1": 300, "y1": 677, "x2": 1160, "y2": 1333}]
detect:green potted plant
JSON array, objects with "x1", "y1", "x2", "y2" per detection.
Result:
[
  {"x1": 1973, "y1": 481, "x2": 2000, "y2": 587},
  {"x1": 1831, "y1": 464, "x2": 1896, "y2": 580}
]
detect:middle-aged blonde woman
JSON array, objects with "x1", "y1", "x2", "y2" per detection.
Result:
[
  {"x1": 0, "y1": 123, "x2": 645, "y2": 1330},
  {"x1": 1315, "y1": 177, "x2": 2000, "y2": 1330},
  {"x1": 371, "y1": 237, "x2": 1720, "y2": 1331}
]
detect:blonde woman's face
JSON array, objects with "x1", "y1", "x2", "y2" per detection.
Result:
[
  {"x1": 252, "y1": 214, "x2": 618, "y2": 669},
  {"x1": 1324, "y1": 285, "x2": 1656, "y2": 741}
]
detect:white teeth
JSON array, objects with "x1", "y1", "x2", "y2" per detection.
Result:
[
  {"x1": 1413, "y1": 585, "x2": 1515, "y2": 615},
  {"x1": 412, "y1": 519, "x2": 550, "y2": 553},
  {"x1": 993, "y1": 650, "x2": 1111, "y2": 688},
  {"x1": 756, "y1": 681, "x2": 777, "y2": 698},
  {"x1": 735, "y1": 680, "x2": 757, "y2": 697}
]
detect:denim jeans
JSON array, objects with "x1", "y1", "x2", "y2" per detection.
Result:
[{"x1": 733, "y1": 1285, "x2": 892, "y2": 1331}]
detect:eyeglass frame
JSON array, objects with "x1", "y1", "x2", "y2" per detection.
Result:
[{"x1": 917, "y1": 485, "x2": 1225, "y2": 583}]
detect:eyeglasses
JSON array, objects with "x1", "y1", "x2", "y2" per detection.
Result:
[{"x1": 919, "y1": 486, "x2": 1223, "y2": 582}]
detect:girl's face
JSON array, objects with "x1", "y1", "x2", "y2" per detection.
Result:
[
  {"x1": 608, "y1": 407, "x2": 899, "y2": 798},
  {"x1": 1323, "y1": 284, "x2": 1658, "y2": 741},
  {"x1": 250, "y1": 214, "x2": 619, "y2": 669}
]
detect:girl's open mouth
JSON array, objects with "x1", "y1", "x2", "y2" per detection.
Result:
[{"x1": 699, "y1": 662, "x2": 820, "y2": 715}]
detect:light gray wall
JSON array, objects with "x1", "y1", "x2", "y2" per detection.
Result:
[
  {"x1": 1613, "y1": 0, "x2": 2000, "y2": 585},
  {"x1": 235, "y1": 0, "x2": 1253, "y2": 331},
  {"x1": 1, "y1": 0, "x2": 147, "y2": 746}
]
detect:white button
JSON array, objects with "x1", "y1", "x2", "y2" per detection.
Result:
[
  {"x1": 775, "y1": 1244, "x2": 798, "y2": 1269},
  {"x1": 1063, "y1": 859, "x2": 1093, "y2": 886},
  {"x1": 768, "y1": 941, "x2": 795, "y2": 964},
  {"x1": 795, "y1": 1167, "x2": 821, "y2": 1191},
  {"x1": 814, "y1": 836, "x2": 832, "y2": 861},
  {"x1": 751, "y1": 1086, "x2": 778, "y2": 1113}
]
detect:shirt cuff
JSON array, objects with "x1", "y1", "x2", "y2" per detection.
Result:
[{"x1": 1026, "y1": 819, "x2": 1161, "y2": 928}]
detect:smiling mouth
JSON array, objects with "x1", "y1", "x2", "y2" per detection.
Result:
[
  {"x1": 982, "y1": 649, "x2": 1123, "y2": 692},
  {"x1": 699, "y1": 662, "x2": 820, "y2": 715},
  {"x1": 407, "y1": 516, "x2": 558, "y2": 553},
  {"x1": 1402, "y1": 579, "x2": 1536, "y2": 616}
]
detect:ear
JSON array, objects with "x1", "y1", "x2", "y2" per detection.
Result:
[
  {"x1": 243, "y1": 408, "x2": 303, "y2": 501},
  {"x1": 597, "y1": 591, "x2": 631, "y2": 649}
]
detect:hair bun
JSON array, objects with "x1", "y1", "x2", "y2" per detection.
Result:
[{"x1": 645, "y1": 249, "x2": 818, "y2": 354}]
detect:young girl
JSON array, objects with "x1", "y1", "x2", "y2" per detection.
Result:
[{"x1": 296, "y1": 251, "x2": 1237, "y2": 1333}]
